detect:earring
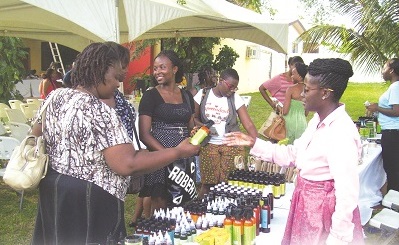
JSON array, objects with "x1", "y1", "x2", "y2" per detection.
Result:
[{"x1": 322, "y1": 96, "x2": 326, "y2": 100}]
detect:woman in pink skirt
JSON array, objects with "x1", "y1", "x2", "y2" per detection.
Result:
[{"x1": 224, "y1": 58, "x2": 364, "y2": 245}]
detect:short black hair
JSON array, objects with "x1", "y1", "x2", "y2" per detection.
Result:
[
  {"x1": 295, "y1": 62, "x2": 308, "y2": 80},
  {"x1": 220, "y1": 68, "x2": 239, "y2": 81},
  {"x1": 288, "y1": 56, "x2": 304, "y2": 65},
  {"x1": 155, "y1": 50, "x2": 184, "y2": 83},
  {"x1": 388, "y1": 58, "x2": 399, "y2": 76}
]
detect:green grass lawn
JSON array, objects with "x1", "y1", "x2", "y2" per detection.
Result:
[{"x1": 0, "y1": 82, "x2": 390, "y2": 244}]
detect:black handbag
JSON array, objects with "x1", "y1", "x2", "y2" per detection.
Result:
[
  {"x1": 166, "y1": 156, "x2": 198, "y2": 205},
  {"x1": 126, "y1": 111, "x2": 144, "y2": 195}
]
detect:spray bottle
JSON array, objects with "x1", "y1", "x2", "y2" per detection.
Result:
[{"x1": 189, "y1": 120, "x2": 214, "y2": 145}]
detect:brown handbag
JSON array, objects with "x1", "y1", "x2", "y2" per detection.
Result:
[{"x1": 264, "y1": 115, "x2": 286, "y2": 141}]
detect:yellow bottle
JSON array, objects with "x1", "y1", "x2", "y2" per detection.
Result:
[{"x1": 190, "y1": 120, "x2": 214, "y2": 146}]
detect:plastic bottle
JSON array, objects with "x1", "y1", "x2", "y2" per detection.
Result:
[
  {"x1": 260, "y1": 197, "x2": 270, "y2": 233},
  {"x1": 190, "y1": 220, "x2": 197, "y2": 241},
  {"x1": 273, "y1": 178, "x2": 281, "y2": 199},
  {"x1": 224, "y1": 208, "x2": 233, "y2": 243},
  {"x1": 189, "y1": 120, "x2": 214, "y2": 145},
  {"x1": 179, "y1": 226, "x2": 188, "y2": 244},
  {"x1": 174, "y1": 223, "x2": 181, "y2": 245},
  {"x1": 232, "y1": 211, "x2": 243, "y2": 245},
  {"x1": 252, "y1": 200, "x2": 260, "y2": 236},
  {"x1": 243, "y1": 209, "x2": 254, "y2": 245}
]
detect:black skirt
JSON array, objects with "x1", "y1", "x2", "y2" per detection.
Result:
[{"x1": 32, "y1": 168, "x2": 126, "y2": 245}]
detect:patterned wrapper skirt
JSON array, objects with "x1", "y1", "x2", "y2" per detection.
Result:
[{"x1": 282, "y1": 175, "x2": 364, "y2": 245}]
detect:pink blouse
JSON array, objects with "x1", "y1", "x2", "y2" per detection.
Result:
[
  {"x1": 250, "y1": 104, "x2": 362, "y2": 243},
  {"x1": 261, "y1": 73, "x2": 293, "y2": 104}
]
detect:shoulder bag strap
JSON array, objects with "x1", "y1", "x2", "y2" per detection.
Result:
[
  {"x1": 126, "y1": 105, "x2": 141, "y2": 150},
  {"x1": 30, "y1": 89, "x2": 60, "y2": 135},
  {"x1": 132, "y1": 125, "x2": 141, "y2": 150}
]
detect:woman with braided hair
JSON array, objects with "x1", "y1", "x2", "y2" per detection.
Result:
[
  {"x1": 190, "y1": 65, "x2": 218, "y2": 96},
  {"x1": 224, "y1": 58, "x2": 364, "y2": 245}
]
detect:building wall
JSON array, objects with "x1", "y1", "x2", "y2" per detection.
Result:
[
  {"x1": 22, "y1": 39, "x2": 42, "y2": 74},
  {"x1": 216, "y1": 39, "x2": 287, "y2": 94}
]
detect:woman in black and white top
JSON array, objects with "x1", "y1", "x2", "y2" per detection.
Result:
[{"x1": 30, "y1": 42, "x2": 199, "y2": 245}]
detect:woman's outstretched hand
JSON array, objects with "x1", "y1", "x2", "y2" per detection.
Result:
[{"x1": 223, "y1": 132, "x2": 255, "y2": 147}]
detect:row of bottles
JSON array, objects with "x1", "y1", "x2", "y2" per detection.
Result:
[
  {"x1": 227, "y1": 170, "x2": 286, "y2": 198},
  {"x1": 129, "y1": 179, "x2": 283, "y2": 245}
]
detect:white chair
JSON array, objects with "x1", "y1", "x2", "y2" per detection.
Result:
[
  {"x1": 5, "y1": 109, "x2": 28, "y2": 124},
  {"x1": 7, "y1": 122, "x2": 30, "y2": 143},
  {"x1": 26, "y1": 98, "x2": 42, "y2": 107},
  {"x1": 0, "y1": 123, "x2": 9, "y2": 136},
  {"x1": 368, "y1": 190, "x2": 399, "y2": 245},
  {"x1": 20, "y1": 103, "x2": 39, "y2": 121},
  {"x1": 8, "y1": 100, "x2": 24, "y2": 110},
  {"x1": 241, "y1": 95, "x2": 252, "y2": 107},
  {"x1": 0, "y1": 136, "x2": 24, "y2": 210},
  {"x1": 0, "y1": 103, "x2": 11, "y2": 123}
]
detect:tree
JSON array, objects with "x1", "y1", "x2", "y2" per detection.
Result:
[
  {"x1": 213, "y1": 45, "x2": 240, "y2": 72},
  {"x1": 297, "y1": 0, "x2": 399, "y2": 74},
  {"x1": 161, "y1": 37, "x2": 239, "y2": 89},
  {"x1": 0, "y1": 37, "x2": 27, "y2": 104}
]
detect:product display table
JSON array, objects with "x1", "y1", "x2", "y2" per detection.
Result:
[
  {"x1": 358, "y1": 144, "x2": 386, "y2": 225},
  {"x1": 255, "y1": 183, "x2": 294, "y2": 243}
]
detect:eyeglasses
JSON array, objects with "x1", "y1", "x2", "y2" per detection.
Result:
[
  {"x1": 223, "y1": 80, "x2": 238, "y2": 92},
  {"x1": 303, "y1": 86, "x2": 334, "y2": 94}
]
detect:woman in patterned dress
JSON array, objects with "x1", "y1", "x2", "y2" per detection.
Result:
[{"x1": 30, "y1": 42, "x2": 199, "y2": 245}]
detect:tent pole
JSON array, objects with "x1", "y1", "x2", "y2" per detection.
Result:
[
  {"x1": 115, "y1": 0, "x2": 124, "y2": 94},
  {"x1": 115, "y1": 0, "x2": 120, "y2": 43}
]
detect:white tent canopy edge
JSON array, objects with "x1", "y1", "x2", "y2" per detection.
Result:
[{"x1": 0, "y1": 0, "x2": 293, "y2": 53}]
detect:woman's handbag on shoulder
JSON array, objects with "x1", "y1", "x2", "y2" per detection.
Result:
[
  {"x1": 258, "y1": 111, "x2": 278, "y2": 138},
  {"x1": 3, "y1": 91, "x2": 57, "y2": 191},
  {"x1": 264, "y1": 115, "x2": 286, "y2": 141},
  {"x1": 3, "y1": 135, "x2": 48, "y2": 191}
]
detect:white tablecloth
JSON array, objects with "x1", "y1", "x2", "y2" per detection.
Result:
[
  {"x1": 255, "y1": 183, "x2": 294, "y2": 243},
  {"x1": 15, "y1": 79, "x2": 41, "y2": 98},
  {"x1": 358, "y1": 144, "x2": 386, "y2": 225}
]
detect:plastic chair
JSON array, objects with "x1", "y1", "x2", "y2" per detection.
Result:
[
  {"x1": 240, "y1": 95, "x2": 252, "y2": 107},
  {"x1": 26, "y1": 98, "x2": 42, "y2": 107},
  {"x1": 0, "y1": 136, "x2": 24, "y2": 210},
  {"x1": 0, "y1": 103, "x2": 11, "y2": 123},
  {"x1": 20, "y1": 103, "x2": 39, "y2": 121},
  {"x1": 382, "y1": 190, "x2": 399, "y2": 211},
  {"x1": 5, "y1": 109, "x2": 28, "y2": 124},
  {"x1": 368, "y1": 190, "x2": 399, "y2": 245},
  {"x1": 7, "y1": 122, "x2": 30, "y2": 143},
  {"x1": 8, "y1": 100, "x2": 24, "y2": 110},
  {"x1": 0, "y1": 123, "x2": 8, "y2": 136}
]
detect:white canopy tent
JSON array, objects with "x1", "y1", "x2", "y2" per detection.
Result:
[{"x1": 0, "y1": 0, "x2": 292, "y2": 53}]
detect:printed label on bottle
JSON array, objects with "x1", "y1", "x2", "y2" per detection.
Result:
[
  {"x1": 260, "y1": 209, "x2": 269, "y2": 229},
  {"x1": 233, "y1": 225, "x2": 242, "y2": 245}
]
